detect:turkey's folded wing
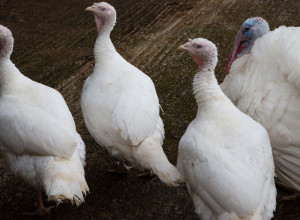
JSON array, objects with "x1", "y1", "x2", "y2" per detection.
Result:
[
  {"x1": 111, "y1": 87, "x2": 160, "y2": 146},
  {"x1": 178, "y1": 131, "x2": 272, "y2": 215},
  {"x1": 0, "y1": 101, "x2": 77, "y2": 158}
]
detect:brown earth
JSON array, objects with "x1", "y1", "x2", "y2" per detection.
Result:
[{"x1": 0, "y1": 0, "x2": 300, "y2": 219}]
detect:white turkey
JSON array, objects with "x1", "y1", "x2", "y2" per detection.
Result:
[
  {"x1": 0, "y1": 25, "x2": 89, "y2": 215},
  {"x1": 81, "y1": 2, "x2": 183, "y2": 186},
  {"x1": 177, "y1": 38, "x2": 276, "y2": 220},
  {"x1": 221, "y1": 17, "x2": 300, "y2": 194}
]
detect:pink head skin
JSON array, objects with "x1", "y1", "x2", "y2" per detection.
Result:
[
  {"x1": 0, "y1": 25, "x2": 14, "y2": 60},
  {"x1": 178, "y1": 38, "x2": 218, "y2": 71},
  {"x1": 86, "y1": 2, "x2": 116, "y2": 36}
]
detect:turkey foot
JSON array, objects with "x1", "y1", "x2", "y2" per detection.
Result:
[
  {"x1": 23, "y1": 189, "x2": 55, "y2": 216},
  {"x1": 107, "y1": 161, "x2": 133, "y2": 174},
  {"x1": 137, "y1": 170, "x2": 155, "y2": 177},
  {"x1": 281, "y1": 193, "x2": 300, "y2": 201},
  {"x1": 276, "y1": 181, "x2": 300, "y2": 201}
]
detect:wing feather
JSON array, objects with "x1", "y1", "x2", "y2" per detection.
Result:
[
  {"x1": 111, "y1": 87, "x2": 159, "y2": 146},
  {"x1": 177, "y1": 119, "x2": 275, "y2": 217},
  {"x1": 222, "y1": 26, "x2": 300, "y2": 191},
  {"x1": 0, "y1": 81, "x2": 77, "y2": 158}
]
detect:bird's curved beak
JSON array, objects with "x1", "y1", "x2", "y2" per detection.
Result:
[
  {"x1": 178, "y1": 44, "x2": 188, "y2": 51},
  {"x1": 85, "y1": 6, "x2": 95, "y2": 12}
]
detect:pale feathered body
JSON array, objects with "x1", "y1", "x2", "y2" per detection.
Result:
[
  {"x1": 82, "y1": 36, "x2": 164, "y2": 168},
  {"x1": 0, "y1": 59, "x2": 88, "y2": 204},
  {"x1": 0, "y1": 25, "x2": 88, "y2": 209},
  {"x1": 81, "y1": 2, "x2": 183, "y2": 186},
  {"x1": 177, "y1": 38, "x2": 276, "y2": 220},
  {"x1": 222, "y1": 25, "x2": 300, "y2": 191}
]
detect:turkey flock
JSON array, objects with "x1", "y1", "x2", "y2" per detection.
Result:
[{"x1": 0, "y1": 1, "x2": 299, "y2": 219}]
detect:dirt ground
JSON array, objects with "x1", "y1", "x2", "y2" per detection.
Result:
[{"x1": 0, "y1": 0, "x2": 300, "y2": 219}]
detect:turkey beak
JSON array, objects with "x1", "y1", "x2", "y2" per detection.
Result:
[
  {"x1": 85, "y1": 6, "x2": 95, "y2": 12},
  {"x1": 178, "y1": 43, "x2": 188, "y2": 51}
]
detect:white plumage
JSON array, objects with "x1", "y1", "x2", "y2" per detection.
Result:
[
  {"x1": 177, "y1": 38, "x2": 276, "y2": 220},
  {"x1": 81, "y1": 2, "x2": 183, "y2": 186},
  {"x1": 222, "y1": 18, "x2": 300, "y2": 192},
  {"x1": 0, "y1": 25, "x2": 88, "y2": 214}
]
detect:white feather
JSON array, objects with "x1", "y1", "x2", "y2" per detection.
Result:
[
  {"x1": 81, "y1": 5, "x2": 183, "y2": 186},
  {"x1": 177, "y1": 39, "x2": 276, "y2": 219},
  {"x1": 0, "y1": 59, "x2": 89, "y2": 205},
  {"x1": 222, "y1": 26, "x2": 300, "y2": 191}
]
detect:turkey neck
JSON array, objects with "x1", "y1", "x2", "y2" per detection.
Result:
[
  {"x1": 94, "y1": 33, "x2": 116, "y2": 67},
  {"x1": 0, "y1": 58, "x2": 21, "y2": 90},
  {"x1": 93, "y1": 15, "x2": 116, "y2": 68},
  {"x1": 193, "y1": 68, "x2": 226, "y2": 110}
]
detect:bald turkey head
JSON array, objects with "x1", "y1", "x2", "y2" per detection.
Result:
[
  {"x1": 86, "y1": 2, "x2": 116, "y2": 35},
  {"x1": 179, "y1": 38, "x2": 218, "y2": 71},
  {"x1": 0, "y1": 25, "x2": 14, "y2": 59},
  {"x1": 226, "y1": 17, "x2": 270, "y2": 74}
]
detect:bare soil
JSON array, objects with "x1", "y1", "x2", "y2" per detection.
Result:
[{"x1": 0, "y1": 0, "x2": 299, "y2": 219}]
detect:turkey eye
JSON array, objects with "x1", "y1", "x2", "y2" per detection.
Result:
[
  {"x1": 197, "y1": 45, "x2": 201, "y2": 48},
  {"x1": 101, "y1": 7, "x2": 106, "y2": 11},
  {"x1": 244, "y1": 27, "x2": 250, "y2": 32}
]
